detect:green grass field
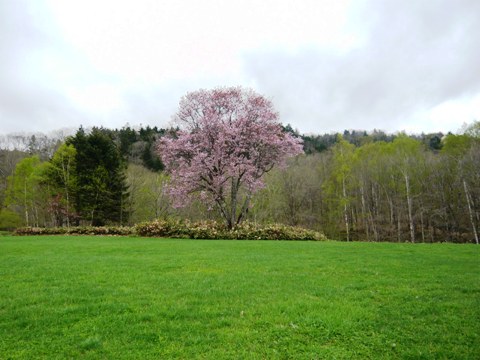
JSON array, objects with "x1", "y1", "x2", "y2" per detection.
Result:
[{"x1": 0, "y1": 236, "x2": 478, "y2": 359}]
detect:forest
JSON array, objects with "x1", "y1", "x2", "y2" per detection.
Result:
[{"x1": 0, "y1": 121, "x2": 478, "y2": 243}]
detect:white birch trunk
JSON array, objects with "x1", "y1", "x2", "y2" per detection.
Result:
[
  {"x1": 342, "y1": 176, "x2": 350, "y2": 241},
  {"x1": 463, "y1": 180, "x2": 479, "y2": 245},
  {"x1": 405, "y1": 173, "x2": 415, "y2": 243}
]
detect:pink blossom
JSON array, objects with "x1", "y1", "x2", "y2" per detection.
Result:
[{"x1": 157, "y1": 87, "x2": 303, "y2": 228}]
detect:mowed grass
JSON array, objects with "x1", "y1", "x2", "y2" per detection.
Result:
[{"x1": 0, "y1": 237, "x2": 478, "y2": 359}]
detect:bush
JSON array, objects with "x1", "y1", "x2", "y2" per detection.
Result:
[
  {"x1": 231, "y1": 222, "x2": 325, "y2": 241},
  {"x1": 134, "y1": 219, "x2": 190, "y2": 238},
  {"x1": 14, "y1": 226, "x2": 134, "y2": 236},
  {"x1": 15, "y1": 221, "x2": 326, "y2": 241},
  {"x1": 135, "y1": 220, "x2": 325, "y2": 241}
]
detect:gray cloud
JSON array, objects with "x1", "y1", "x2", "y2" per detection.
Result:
[
  {"x1": 118, "y1": 75, "x2": 247, "y2": 130},
  {"x1": 243, "y1": 0, "x2": 480, "y2": 133},
  {"x1": 0, "y1": 0, "x2": 88, "y2": 134},
  {"x1": 0, "y1": 0, "x2": 193, "y2": 134},
  {"x1": 2, "y1": 0, "x2": 479, "y2": 136}
]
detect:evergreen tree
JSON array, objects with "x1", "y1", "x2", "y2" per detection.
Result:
[
  {"x1": 67, "y1": 127, "x2": 129, "y2": 226},
  {"x1": 141, "y1": 142, "x2": 164, "y2": 172},
  {"x1": 118, "y1": 125, "x2": 138, "y2": 159}
]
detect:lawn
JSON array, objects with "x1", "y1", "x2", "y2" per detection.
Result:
[{"x1": 0, "y1": 236, "x2": 478, "y2": 359}]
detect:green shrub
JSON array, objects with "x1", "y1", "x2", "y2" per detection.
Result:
[
  {"x1": 232, "y1": 222, "x2": 325, "y2": 241},
  {"x1": 134, "y1": 219, "x2": 189, "y2": 238},
  {"x1": 15, "y1": 221, "x2": 325, "y2": 241},
  {"x1": 184, "y1": 220, "x2": 228, "y2": 239},
  {"x1": 136, "y1": 220, "x2": 325, "y2": 241},
  {"x1": 14, "y1": 226, "x2": 134, "y2": 236}
]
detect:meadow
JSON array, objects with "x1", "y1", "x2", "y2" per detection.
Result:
[{"x1": 0, "y1": 236, "x2": 478, "y2": 359}]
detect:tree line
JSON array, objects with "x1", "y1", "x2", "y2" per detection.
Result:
[
  {"x1": 252, "y1": 126, "x2": 479, "y2": 243},
  {"x1": 1, "y1": 128, "x2": 128, "y2": 227},
  {"x1": 0, "y1": 122, "x2": 478, "y2": 243}
]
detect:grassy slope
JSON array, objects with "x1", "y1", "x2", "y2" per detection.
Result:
[{"x1": 0, "y1": 236, "x2": 478, "y2": 359}]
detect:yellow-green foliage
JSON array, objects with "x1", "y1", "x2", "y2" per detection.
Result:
[{"x1": 0, "y1": 209, "x2": 23, "y2": 230}]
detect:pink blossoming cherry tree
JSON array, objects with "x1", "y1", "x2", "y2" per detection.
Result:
[{"x1": 157, "y1": 87, "x2": 303, "y2": 229}]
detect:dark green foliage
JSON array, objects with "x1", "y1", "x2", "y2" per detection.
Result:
[
  {"x1": 141, "y1": 142, "x2": 164, "y2": 172},
  {"x1": 427, "y1": 134, "x2": 443, "y2": 151},
  {"x1": 138, "y1": 125, "x2": 166, "y2": 141},
  {"x1": 281, "y1": 123, "x2": 299, "y2": 137},
  {"x1": 115, "y1": 125, "x2": 166, "y2": 171},
  {"x1": 302, "y1": 133, "x2": 338, "y2": 153},
  {"x1": 301, "y1": 129, "x2": 401, "y2": 154},
  {"x1": 138, "y1": 126, "x2": 166, "y2": 171},
  {"x1": 117, "y1": 125, "x2": 138, "y2": 159},
  {"x1": 67, "y1": 127, "x2": 129, "y2": 226}
]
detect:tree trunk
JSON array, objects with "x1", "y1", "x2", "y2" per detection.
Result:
[
  {"x1": 62, "y1": 157, "x2": 70, "y2": 228},
  {"x1": 34, "y1": 205, "x2": 39, "y2": 227},
  {"x1": 386, "y1": 191, "x2": 395, "y2": 241},
  {"x1": 397, "y1": 207, "x2": 402, "y2": 242},
  {"x1": 342, "y1": 176, "x2": 350, "y2": 241},
  {"x1": 24, "y1": 179, "x2": 29, "y2": 227},
  {"x1": 90, "y1": 191, "x2": 100, "y2": 226},
  {"x1": 405, "y1": 173, "x2": 415, "y2": 243},
  {"x1": 385, "y1": 190, "x2": 394, "y2": 229},
  {"x1": 237, "y1": 193, "x2": 252, "y2": 226},
  {"x1": 463, "y1": 180, "x2": 479, "y2": 245},
  {"x1": 420, "y1": 210, "x2": 425, "y2": 243},
  {"x1": 65, "y1": 185, "x2": 70, "y2": 228},
  {"x1": 368, "y1": 208, "x2": 379, "y2": 242},
  {"x1": 360, "y1": 185, "x2": 369, "y2": 241},
  {"x1": 216, "y1": 199, "x2": 230, "y2": 229},
  {"x1": 230, "y1": 178, "x2": 238, "y2": 228}
]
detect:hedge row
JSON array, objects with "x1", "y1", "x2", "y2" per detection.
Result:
[
  {"x1": 14, "y1": 226, "x2": 134, "y2": 236},
  {"x1": 135, "y1": 219, "x2": 325, "y2": 240},
  {"x1": 15, "y1": 220, "x2": 326, "y2": 241}
]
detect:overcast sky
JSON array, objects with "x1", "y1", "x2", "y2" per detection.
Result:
[{"x1": 1, "y1": 0, "x2": 479, "y2": 136}]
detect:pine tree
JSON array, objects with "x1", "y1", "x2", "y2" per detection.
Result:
[{"x1": 67, "y1": 127, "x2": 129, "y2": 226}]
